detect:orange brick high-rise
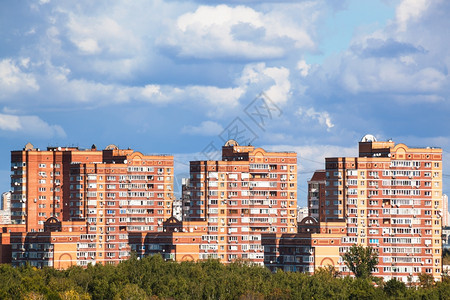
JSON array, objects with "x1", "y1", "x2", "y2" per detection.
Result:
[
  {"x1": 323, "y1": 135, "x2": 443, "y2": 282},
  {"x1": 8, "y1": 143, "x2": 173, "y2": 267},
  {"x1": 183, "y1": 140, "x2": 297, "y2": 264}
]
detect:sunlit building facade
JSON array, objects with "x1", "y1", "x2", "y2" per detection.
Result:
[
  {"x1": 182, "y1": 140, "x2": 297, "y2": 264},
  {"x1": 315, "y1": 135, "x2": 443, "y2": 281},
  {"x1": 7, "y1": 143, "x2": 174, "y2": 267}
]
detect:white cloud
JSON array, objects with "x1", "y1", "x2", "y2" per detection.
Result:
[
  {"x1": 76, "y1": 38, "x2": 101, "y2": 54},
  {"x1": 163, "y1": 4, "x2": 315, "y2": 60},
  {"x1": 187, "y1": 86, "x2": 244, "y2": 108},
  {"x1": 396, "y1": 0, "x2": 431, "y2": 32},
  {"x1": 181, "y1": 121, "x2": 223, "y2": 136},
  {"x1": 0, "y1": 59, "x2": 39, "y2": 98},
  {"x1": 238, "y1": 63, "x2": 292, "y2": 105},
  {"x1": 310, "y1": 0, "x2": 450, "y2": 103},
  {"x1": 136, "y1": 83, "x2": 245, "y2": 111},
  {"x1": 140, "y1": 84, "x2": 163, "y2": 101},
  {"x1": 0, "y1": 113, "x2": 66, "y2": 138},
  {"x1": 297, "y1": 60, "x2": 311, "y2": 77},
  {"x1": 66, "y1": 15, "x2": 140, "y2": 56},
  {"x1": 262, "y1": 66, "x2": 291, "y2": 105},
  {"x1": 296, "y1": 107, "x2": 334, "y2": 130},
  {"x1": 0, "y1": 114, "x2": 21, "y2": 131},
  {"x1": 337, "y1": 54, "x2": 447, "y2": 95}
]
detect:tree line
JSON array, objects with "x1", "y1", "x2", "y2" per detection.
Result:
[{"x1": 0, "y1": 253, "x2": 449, "y2": 299}]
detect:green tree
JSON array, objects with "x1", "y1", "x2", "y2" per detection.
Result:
[
  {"x1": 418, "y1": 272, "x2": 435, "y2": 289},
  {"x1": 383, "y1": 278, "x2": 406, "y2": 298},
  {"x1": 341, "y1": 244, "x2": 378, "y2": 279},
  {"x1": 113, "y1": 284, "x2": 148, "y2": 300}
]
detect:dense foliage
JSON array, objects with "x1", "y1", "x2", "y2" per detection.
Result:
[
  {"x1": 341, "y1": 244, "x2": 379, "y2": 279},
  {"x1": 0, "y1": 255, "x2": 449, "y2": 299}
]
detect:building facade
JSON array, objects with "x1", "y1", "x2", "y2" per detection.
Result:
[
  {"x1": 0, "y1": 192, "x2": 11, "y2": 224},
  {"x1": 182, "y1": 140, "x2": 298, "y2": 264},
  {"x1": 2, "y1": 137, "x2": 445, "y2": 282},
  {"x1": 7, "y1": 143, "x2": 174, "y2": 267},
  {"x1": 320, "y1": 135, "x2": 443, "y2": 281},
  {"x1": 307, "y1": 170, "x2": 326, "y2": 220}
]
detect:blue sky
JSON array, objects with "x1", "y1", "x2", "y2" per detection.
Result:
[{"x1": 1, "y1": 0, "x2": 449, "y2": 206}]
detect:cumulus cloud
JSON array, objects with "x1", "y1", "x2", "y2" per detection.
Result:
[
  {"x1": 296, "y1": 60, "x2": 311, "y2": 77},
  {"x1": 137, "y1": 84, "x2": 245, "y2": 114},
  {"x1": 0, "y1": 114, "x2": 21, "y2": 131},
  {"x1": 262, "y1": 66, "x2": 291, "y2": 105},
  {"x1": 181, "y1": 121, "x2": 223, "y2": 136},
  {"x1": 66, "y1": 15, "x2": 140, "y2": 56},
  {"x1": 140, "y1": 62, "x2": 294, "y2": 121},
  {"x1": 238, "y1": 63, "x2": 292, "y2": 105},
  {"x1": 296, "y1": 107, "x2": 334, "y2": 130},
  {"x1": 395, "y1": 0, "x2": 431, "y2": 32},
  {"x1": 338, "y1": 56, "x2": 446, "y2": 95},
  {"x1": 0, "y1": 59, "x2": 39, "y2": 98},
  {"x1": 308, "y1": 0, "x2": 450, "y2": 104},
  {"x1": 2, "y1": 56, "x2": 247, "y2": 113},
  {"x1": 187, "y1": 86, "x2": 244, "y2": 108},
  {"x1": 162, "y1": 4, "x2": 315, "y2": 60},
  {"x1": 0, "y1": 113, "x2": 66, "y2": 138}
]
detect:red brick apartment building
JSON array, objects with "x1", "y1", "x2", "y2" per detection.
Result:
[
  {"x1": 186, "y1": 139, "x2": 298, "y2": 264},
  {"x1": 6, "y1": 143, "x2": 173, "y2": 267},
  {"x1": 130, "y1": 140, "x2": 298, "y2": 265},
  {"x1": 0, "y1": 137, "x2": 444, "y2": 283},
  {"x1": 315, "y1": 135, "x2": 443, "y2": 282},
  {"x1": 307, "y1": 170, "x2": 326, "y2": 220}
]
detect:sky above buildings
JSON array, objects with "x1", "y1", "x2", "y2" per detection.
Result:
[{"x1": 1, "y1": 0, "x2": 449, "y2": 205}]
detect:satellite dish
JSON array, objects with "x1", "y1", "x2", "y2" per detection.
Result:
[{"x1": 361, "y1": 134, "x2": 377, "y2": 142}]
